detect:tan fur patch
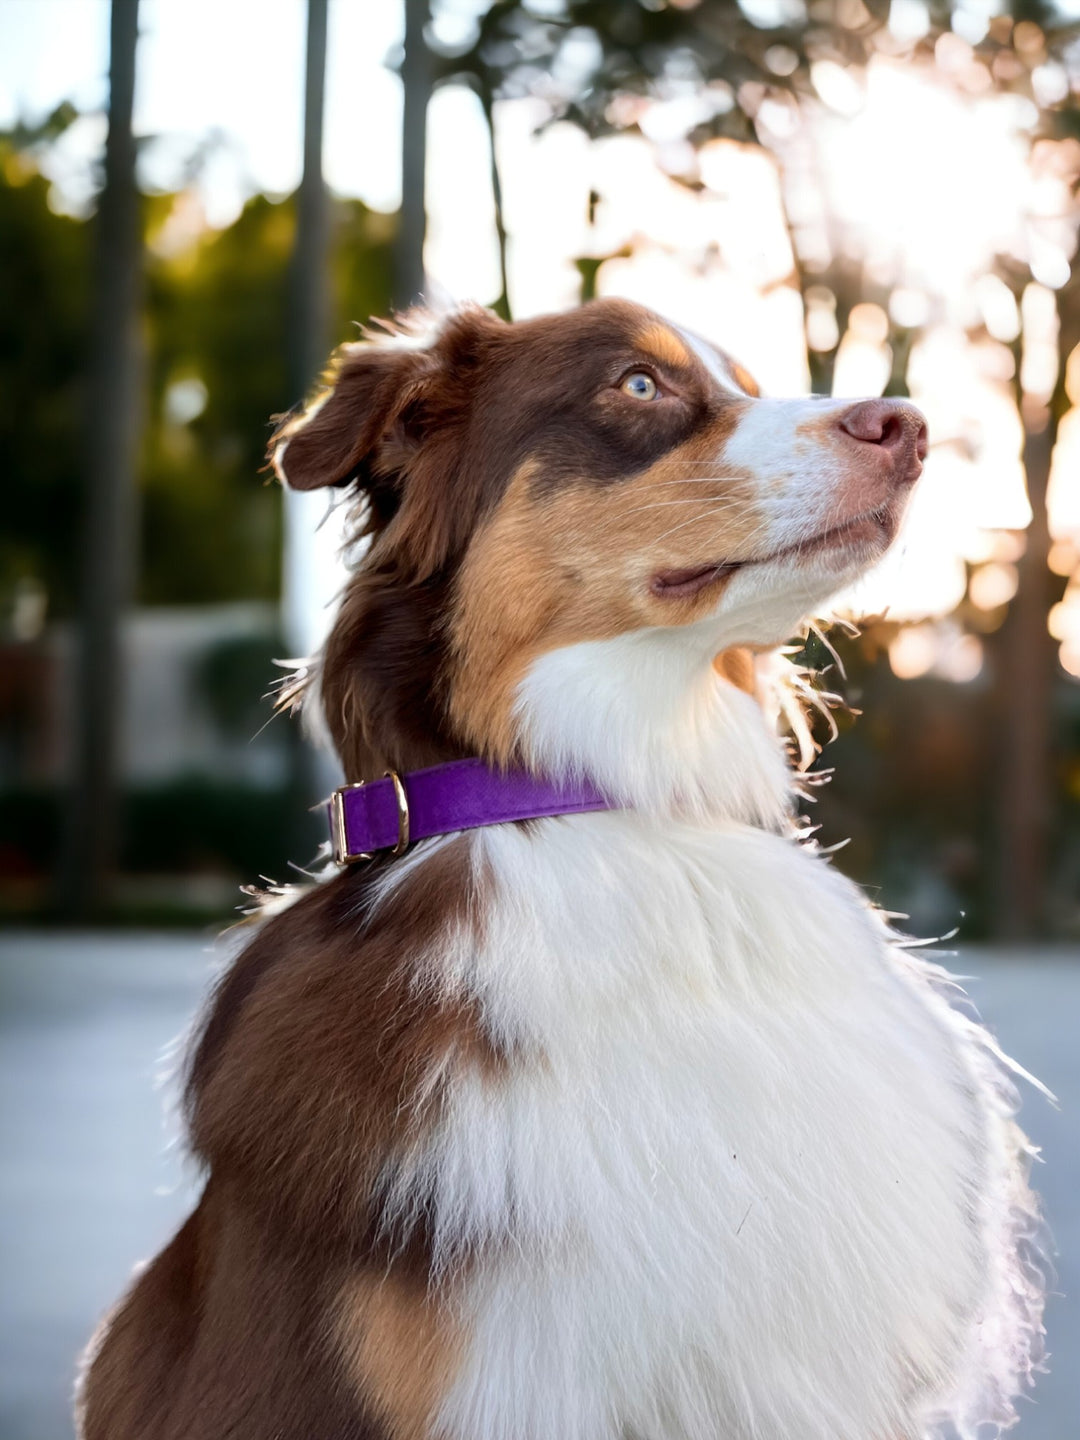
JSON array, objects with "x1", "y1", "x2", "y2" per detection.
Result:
[
  {"x1": 713, "y1": 647, "x2": 758, "y2": 696},
  {"x1": 731, "y1": 364, "x2": 760, "y2": 398},
  {"x1": 336, "y1": 1273, "x2": 462, "y2": 1440},
  {"x1": 448, "y1": 403, "x2": 765, "y2": 763},
  {"x1": 796, "y1": 409, "x2": 844, "y2": 440},
  {"x1": 636, "y1": 322, "x2": 692, "y2": 371}
]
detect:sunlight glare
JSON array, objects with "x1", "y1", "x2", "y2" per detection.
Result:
[{"x1": 811, "y1": 60, "x2": 1033, "y2": 311}]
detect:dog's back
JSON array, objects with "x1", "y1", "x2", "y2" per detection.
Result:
[{"x1": 81, "y1": 855, "x2": 481, "y2": 1440}]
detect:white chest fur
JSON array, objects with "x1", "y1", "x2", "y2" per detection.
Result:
[{"x1": 387, "y1": 815, "x2": 1042, "y2": 1440}]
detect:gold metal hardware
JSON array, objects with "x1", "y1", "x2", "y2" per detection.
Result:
[
  {"x1": 329, "y1": 782, "x2": 372, "y2": 866},
  {"x1": 329, "y1": 773, "x2": 410, "y2": 865},
  {"x1": 384, "y1": 770, "x2": 410, "y2": 855}
]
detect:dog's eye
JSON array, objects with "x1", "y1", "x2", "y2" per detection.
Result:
[{"x1": 620, "y1": 372, "x2": 658, "y2": 401}]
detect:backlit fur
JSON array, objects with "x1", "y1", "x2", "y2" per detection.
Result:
[{"x1": 78, "y1": 300, "x2": 1045, "y2": 1440}]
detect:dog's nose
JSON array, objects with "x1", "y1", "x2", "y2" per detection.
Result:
[{"x1": 838, "y1": 399, "x2": 928, "y2": 483}]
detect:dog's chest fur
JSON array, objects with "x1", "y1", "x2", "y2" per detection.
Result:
[{"x1": 376, "y1": 814, "x2": 1017, "y2": 1440}]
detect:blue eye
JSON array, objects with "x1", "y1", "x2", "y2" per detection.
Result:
[{"x1": 620, "y1": 371, "x2": 658, "y2": 401}]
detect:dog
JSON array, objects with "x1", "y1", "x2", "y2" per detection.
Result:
[{"x1": 78, "y1": 299, "x2": 1045, "y2": 1440}]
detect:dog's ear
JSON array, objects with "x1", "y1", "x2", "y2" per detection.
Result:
[
  {"x1": 272, "y1": 307, "x2": 507, "y2": 575},
  {"x1": 270, "y1": 340, "x2": 429, "y2": 493}
]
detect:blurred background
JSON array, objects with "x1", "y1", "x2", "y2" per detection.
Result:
[{"x1": 0, "y1": 0, "x2": 1078, "y2": 1436}]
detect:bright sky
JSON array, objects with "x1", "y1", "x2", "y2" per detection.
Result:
[{"x1": 0, "y1": 0, "x2": 405, "y2": 219}]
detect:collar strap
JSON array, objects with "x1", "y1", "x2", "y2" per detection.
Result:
[{"x1": 329, "y1": 757, "x2": 615, "y2": 865}]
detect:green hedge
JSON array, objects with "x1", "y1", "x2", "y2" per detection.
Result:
[{"x1": 0, "y1": 777, "x2": 323, "y2": 882}]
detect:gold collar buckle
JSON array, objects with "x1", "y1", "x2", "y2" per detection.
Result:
[
  {"x1": 330, "y1": 782, "x2": 370, "y2": 866},
  {"x1": 330, "y1": 770, "x2": 410, "y2": 866}
]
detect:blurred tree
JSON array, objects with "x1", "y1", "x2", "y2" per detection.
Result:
[
  {"x1": 397, "y1": 0, "x2": 434, "y2": 308},
  {"x1": 0, "y1": 176, "x2": 394, "y2": 613},
  {"x1": 291, "y1": 0, "x2": 331, "y2": 401},
  {"x1": 59, "y1": 0, "x2": 142, "y2": 918},
  {"x1": 0, "y1": 117, "x2": 90, "y2": 615},
  {"x1": 1, "y1": 84, "x2": 393, "y2": 915},
  {"x1": 438, "y1": 0, "x2": 889, "y2": 303},
  {"x1": 141, "y1": 194, "x2": 292, "y2": 605}
]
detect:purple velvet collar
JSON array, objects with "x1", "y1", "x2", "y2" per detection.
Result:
[{"x1": 329, "y1": 757, "x2": 615, "y2": 865}]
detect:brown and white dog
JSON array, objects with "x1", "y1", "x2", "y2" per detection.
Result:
[{"x1": 78, "y1": 299, "x2": 1044, "y2": 1440}]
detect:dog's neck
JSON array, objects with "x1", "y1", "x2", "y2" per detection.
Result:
[
  {"x1": 313, "y1": 584, "x2": 797, "y2": 831},
  {"x1": 513, "y1": 625, "x2": 795, "y2": 832}
]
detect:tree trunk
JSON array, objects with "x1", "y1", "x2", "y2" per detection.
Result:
[
  {"x1": 394, "y1": 0, "x2": 431, "y2": 310},
  {"x1": 57, "y1": 0, "x2": 142, "y2": 919},
  {"x1": 282, "y1": 0, "x2": 334, "y2": 854},
  {"x1": 479, "y1": 80, "x2": 511, "y2": 320},
  {"x1": 290, "y1": 0, "x2": 330, "y2": 401},
  {"x1": 995, "y1": 407, "x2": 1057, "y2": 937}
]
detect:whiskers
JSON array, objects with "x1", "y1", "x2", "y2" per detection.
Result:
[
  {"x1": 652, "y1": 507, "x2": 775, "y2": 552},
  {"x1": 620, "y1": 494, "x2": 747, "y2": 519}
]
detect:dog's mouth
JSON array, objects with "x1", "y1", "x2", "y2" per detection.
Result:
[{"x1": 650, "y1": 507, "x2": 895, "y2": 601}]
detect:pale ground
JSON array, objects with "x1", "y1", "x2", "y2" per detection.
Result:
[{"x1": 1, "y1": 932, "x2": 1076, "y2": 1439}]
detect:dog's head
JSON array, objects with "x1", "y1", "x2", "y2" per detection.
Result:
[{"x1": 273, "y1": 300, "x2": 925, "y2": 790}]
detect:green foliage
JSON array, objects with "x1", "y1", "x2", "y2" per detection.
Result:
[
  {"x1": 0, "y1": 148, "x2": 91, "y2": 614},
  {"x1": 140, "y1": 193, "x2": 295, "y2": 603},
  {"x1": 8, "y1": 100, "x2": 81, "y2": 149},
  {"x1": 809, "y1": 641, "x2": 995, "y2": 935},
  {"x1": 194, "y1": 630, "x2": 286, "y2": 737},
  {"x1": 122, "y1": 777, "x2": 299, "y2": 877},
  {"x1": 0, "y1": 778, "x2": 299, "y2": 883},
  {"x1": 139, "y1": 190, "x2": 394, "y2": 605},
  {"x1": 0, "y1": 134, "x2": 395, "y2": 616}
]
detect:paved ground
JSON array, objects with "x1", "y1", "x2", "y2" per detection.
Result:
[{"x1": 1, "y1": 932, "x2": 1076, "y2": 1439}]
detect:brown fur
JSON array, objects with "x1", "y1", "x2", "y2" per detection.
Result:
[
  {"x1": 79, "y1": 1177, "x2": 389, "y2": 1440},
  {"x1": 79, "y1": 844, "x2": 496, "y2": 1438},
  {"x1": 79, "y1": 299, "x2": 771, "y2": 1439},
  {"x1": 185, "y1": 841, "x2": 498, "y2": 1248}
]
